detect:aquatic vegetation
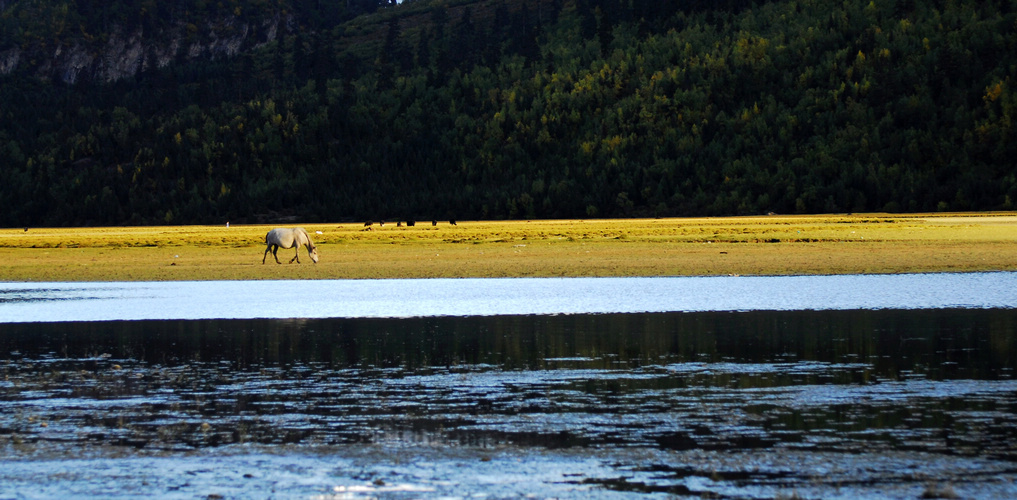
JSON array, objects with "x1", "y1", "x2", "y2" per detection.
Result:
[{"x1": 2, "y1": 310, "x2": 1017, "y2": 497}]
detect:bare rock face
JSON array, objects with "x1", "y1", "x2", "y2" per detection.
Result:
[
  {"x1": 97, "y1": 30, "x2": 147, "y2": 82},
  {"x1": 1, "y1": 14, "x2": 286, "y2": 84},
  {"x1": 0, "y1": 47, "x2": 21, "y2": 74}
]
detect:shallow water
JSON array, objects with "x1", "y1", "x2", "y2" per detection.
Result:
[
  {"x1": 2, "y1": 272, "x2": 1016, "y2": 322},
  {"x1": 3, "y1": 308, "x2": 1017, "y2": 498}
]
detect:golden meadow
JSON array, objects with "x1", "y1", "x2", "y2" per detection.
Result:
[{"x1": 2, "y1": 213, "x2": 1016, "y2": 281}]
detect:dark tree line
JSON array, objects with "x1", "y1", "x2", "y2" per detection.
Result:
[{"x1": 0, "y1": 0, "x2": 1015, "y2": 226}]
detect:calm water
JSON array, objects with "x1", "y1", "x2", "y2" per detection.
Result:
[
  {"x1": 2, "y1": 272, "x2": 1016, "y2": 322},
  {"x1": 2, "y1": 274, "x2": 1017, "y2": 498}
]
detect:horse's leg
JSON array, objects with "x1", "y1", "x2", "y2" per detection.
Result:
[
  {"x1": 272, "y1": 245, "x2": 282, "y2": 264},
  {"x1": 290, "y1": 245, "x2": 300, "y2": 264},
  {"x1": 263, "y1": 244, "x2": 271, "y2": 264}
]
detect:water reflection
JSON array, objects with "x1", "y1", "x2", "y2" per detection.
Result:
[
  {"x1": 4, "y1": 310, "x2": 1014, "y2": 379},
  {"x1": 3, "y1": 310, "x2": 1017, "y2": 497}
]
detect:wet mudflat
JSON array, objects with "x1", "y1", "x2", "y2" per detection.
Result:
[{"x1": 3, "y1": 310, "x2": 1017, "y2": 498}]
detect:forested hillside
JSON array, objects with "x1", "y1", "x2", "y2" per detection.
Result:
[{"x1": 1, "y1": 0, "x2": 1015, "y2": 226}]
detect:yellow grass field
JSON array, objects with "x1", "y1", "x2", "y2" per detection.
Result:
[{"x1": 1, "y1": 213, "x2": 1016, "y2": 281}]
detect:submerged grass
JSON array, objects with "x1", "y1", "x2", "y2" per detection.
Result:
[{"x1": 1, "y1": 213, "x2": 1016, "y2": 281}]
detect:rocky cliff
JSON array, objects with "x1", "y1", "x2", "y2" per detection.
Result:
[{"x1": 1, "y1": 13, "x2": 289, "y2": 84}]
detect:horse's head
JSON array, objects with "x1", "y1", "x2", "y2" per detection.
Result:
[{"x1": 308, "y1": 245, "x2": 319, "y2": 263}]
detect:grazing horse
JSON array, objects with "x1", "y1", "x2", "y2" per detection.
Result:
[{"x1": 263, "y1": 227, "x2": 319, "y2": 264}]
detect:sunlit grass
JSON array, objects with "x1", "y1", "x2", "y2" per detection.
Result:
[{"x1": 1, "y1": 213, "x2": 1016, "y2": 281}]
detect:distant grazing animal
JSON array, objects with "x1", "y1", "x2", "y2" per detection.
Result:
[
  {"x1": 406, "y1": 220, "x2": 415, "y2": 227},
  {"x1": 263, "y1": 227, "x2": 318, "y2": 264},
  {"x1": 432, "y1": 220, "x2": 438, "y2": 226},
  {"x1": 449, "y1": 219, "x2": 457, "y2": 225}
]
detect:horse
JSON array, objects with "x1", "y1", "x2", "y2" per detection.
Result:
[{"x1": 263, "y1": 227, "x2": 319, "y2": 264}]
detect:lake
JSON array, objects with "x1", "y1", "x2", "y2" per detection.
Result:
[
  {"x1": 3, "y1": 272, "x2": 1017, "y2": 322},
  {"x1": 2, "y1": 273, "x2": 1017, "y2": 498}
]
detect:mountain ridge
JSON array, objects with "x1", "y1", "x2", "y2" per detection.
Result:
[{"x1": 0, "y1": 0, "x2": 1014, "y2": 226}]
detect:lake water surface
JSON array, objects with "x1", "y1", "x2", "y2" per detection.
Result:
[
  {"x1": 2, "y1": 274, "x2": 1017, "y2": 498},
  {"x1": 3, "y1": 272, "x2": 1016, "y2": 322}
]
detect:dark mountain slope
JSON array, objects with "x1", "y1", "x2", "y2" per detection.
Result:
[{"x1": 0, "y1": 0, "x2": 1014, "y2": 225}]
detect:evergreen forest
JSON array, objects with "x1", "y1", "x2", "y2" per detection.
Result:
[{"x1": 1, "y1": 0, "x2": 1015, "y2": 226}]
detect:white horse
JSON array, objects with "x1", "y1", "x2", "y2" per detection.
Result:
[{"x1": 263, "y1": 227, "x2": 319, "y2": 264}]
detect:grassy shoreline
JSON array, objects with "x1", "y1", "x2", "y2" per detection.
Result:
[{"x1": 2, "y1": 213, "x2": 1016, "y2": 281}]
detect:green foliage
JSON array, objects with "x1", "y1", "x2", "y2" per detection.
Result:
[{"x1": 1, "y1": 0, "x2": 1016, "y2": 226}]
